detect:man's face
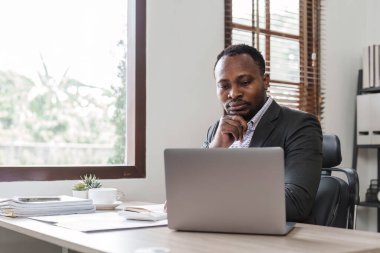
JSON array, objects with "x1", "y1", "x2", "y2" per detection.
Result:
[{"x1": 214, "y1": 54, "x2": 269, "y2": 121}]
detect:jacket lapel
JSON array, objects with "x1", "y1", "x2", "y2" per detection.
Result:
[{"x1": 249, "y1": 100, "x2": 281, "y2": 147}]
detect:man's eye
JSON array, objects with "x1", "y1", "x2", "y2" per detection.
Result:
[
  {"x1": 218, "y1": 83, "x2": 229, "y2": 89},
  {"x1": 241, "y1": 80, "x2": 250, "y2": 86}
]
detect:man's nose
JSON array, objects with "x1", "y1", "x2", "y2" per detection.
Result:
[{"x1": 228, "y1": 86, "x2": 242, "y2": 99}]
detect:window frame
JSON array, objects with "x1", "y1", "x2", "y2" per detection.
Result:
[{"x1": 0, "y1": 0, "x2": 146, "y2": 182}]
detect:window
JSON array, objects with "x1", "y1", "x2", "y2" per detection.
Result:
[
  {"x1": 225, "y1": 0, "x2": 321, "y2": 116},
  {"x1": 0, "y1": 0, "x2": 146, "y2": 181}
]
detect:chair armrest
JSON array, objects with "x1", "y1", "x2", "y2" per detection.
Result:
[{"x1": 322, "y1": 167, "x2": 360, "y2": 206}]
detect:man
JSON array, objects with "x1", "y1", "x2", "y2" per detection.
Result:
[{"x1": 203, "y1": 44, "x2": 322, "y2": 222}]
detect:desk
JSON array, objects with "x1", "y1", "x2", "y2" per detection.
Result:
[{"x1": 1, "y1": 215, "x2": 380, "y2": 253}]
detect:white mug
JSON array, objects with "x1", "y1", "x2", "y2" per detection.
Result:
[{"x1": 88, "y1": 188, "x2": 117, "y2": 204}]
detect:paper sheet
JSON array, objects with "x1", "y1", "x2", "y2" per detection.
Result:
[{"x1": 30, "y1": 211, "x2": 167, "y2": 232}]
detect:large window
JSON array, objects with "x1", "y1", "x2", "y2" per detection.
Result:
[
  {"x1": 225, "y1": 0, "x2": 321, "y2": 116},
  {"x1": 0, "y1": 0, "x2": 146, "y2": 181}
]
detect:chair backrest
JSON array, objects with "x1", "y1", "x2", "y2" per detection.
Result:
[
  {"x1": 306, "y1": 134, "x2": 358, "y2": 229},
  {"x1": 322, "y1": 135, "x2": 342, "y2": 168}
]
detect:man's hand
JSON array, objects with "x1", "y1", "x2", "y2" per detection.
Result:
[{"x1": 209, "y1": 115, "x2": 248, "y2": 148}]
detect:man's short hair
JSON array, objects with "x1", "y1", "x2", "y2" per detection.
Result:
[{"x1": 214, "y1": 44, "x2": 266, "y2": 76}]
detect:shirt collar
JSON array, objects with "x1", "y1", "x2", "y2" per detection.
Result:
[{"x1": 247, "y1": 96, "x2": 273, "y2": 130}]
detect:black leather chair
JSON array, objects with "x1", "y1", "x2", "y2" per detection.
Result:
[{"x1": 306, "y1": 135, "x2": 359, "y2": 229}]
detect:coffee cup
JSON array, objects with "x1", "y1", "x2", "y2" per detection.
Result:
[{"x1": 88, "y1": 188, "x2": 117, "y2": 204}]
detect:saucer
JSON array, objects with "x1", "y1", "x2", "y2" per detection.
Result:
[{"x1": 95, "y1": 201, "x2": 122, "y2": 210}]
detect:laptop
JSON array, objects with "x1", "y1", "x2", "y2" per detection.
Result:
[{"x1": 164, "y1": 147, "x2": 295, "y2": 235}]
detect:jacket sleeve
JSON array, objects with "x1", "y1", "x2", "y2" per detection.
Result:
[
  {"x1": 284, "y1": 113, "x2": 322, "y2": 222},
  {"x1": 202, "y1": 121, "x2": 219, "y2": 148}
]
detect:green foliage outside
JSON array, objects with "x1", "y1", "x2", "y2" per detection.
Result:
[
  {"x1": 0, "y1": 47, "x2": 127, "y2": 165},
  {"x1": 108, "y1": 40, "x2": 127, "y2": 164}
]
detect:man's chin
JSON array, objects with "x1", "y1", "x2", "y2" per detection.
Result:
[{"x1": 227, "y1": 111, "x2": 251, "y2": 120}]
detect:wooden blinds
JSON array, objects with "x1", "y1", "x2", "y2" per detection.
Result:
[{"x1": 225, "y1": 0, "x2": 321, "y2": 116}]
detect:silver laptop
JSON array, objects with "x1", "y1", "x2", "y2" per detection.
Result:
[{"x1": 164, "y1": 148, "x2": 295, "y2": 235}]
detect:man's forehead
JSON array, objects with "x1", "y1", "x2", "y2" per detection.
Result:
[{"x1": 214, "y1": 54, "x2": 261, "y2": 77}]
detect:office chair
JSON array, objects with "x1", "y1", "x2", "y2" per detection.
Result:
[{"x1": 306, "y1": 135, "x2": 359, "y2": 229}]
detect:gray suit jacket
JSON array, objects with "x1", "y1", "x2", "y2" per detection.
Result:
[{"x1": 204, "y1": 100, "x2": 322, "y2": 222}]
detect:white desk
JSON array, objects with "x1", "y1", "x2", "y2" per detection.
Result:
[{"x1": 1, "y1": 214, "x2": 380, "y2": 253}]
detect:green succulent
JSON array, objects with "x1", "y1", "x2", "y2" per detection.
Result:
[
  {"x1": 72, "y1": 181, "x2": 87, "y2": 191},
  {"x1": 81, "y1": 174, "x2": 102, "y2": 189}
]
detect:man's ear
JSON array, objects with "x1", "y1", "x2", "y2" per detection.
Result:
[{"x1": 263, "y1": 74, "x2": 270, "y2": 90}]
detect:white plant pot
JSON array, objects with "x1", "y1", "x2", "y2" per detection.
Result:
[
  {"x1": 88, "y1": 188, "x2": 117, "y2": 204},
  {"x1": 72, "y1": 190, "x2": 88, "y2": 199}
]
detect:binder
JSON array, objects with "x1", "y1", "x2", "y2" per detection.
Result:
[
  {"x1": 376, "y1": 45, "x2": 380, "y2": 87},
  {"x1": 363, "y1": 46, "x2": 370, "y2": 89},
  {"x1": 370, "y1": 45, "x2": 374, "y2": 87}
]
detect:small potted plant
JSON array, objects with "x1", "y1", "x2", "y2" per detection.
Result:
[
  {"x1": 72, "y1": 174, "x2": 102, "y2": 199},
  {"x1": 72, "y1": 181, "x2": 88, "y2": 199},
  {"x1": 82, "y1": 174, "x2": 102, "y2": 189}
]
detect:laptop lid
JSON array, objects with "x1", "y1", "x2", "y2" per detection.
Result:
[{"x1": 164, "y1": 147, "x2": 293, "y2": 235}]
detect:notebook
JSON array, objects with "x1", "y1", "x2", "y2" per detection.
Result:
[{"x1": 164, "y1": 147, "x2": 295, "y2": 235}]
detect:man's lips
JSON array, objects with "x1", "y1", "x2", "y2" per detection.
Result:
[{"x1": 226, "y1": 101, "x2": 250, "y2": 113}]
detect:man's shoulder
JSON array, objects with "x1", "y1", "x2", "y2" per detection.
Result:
[
  {"x1": 279, "y1": 104, "x2": 317, "y2": 121},
  {"x1": 268, "y1": 103, "x2": 320, "y2": 132},
  {"x1": 266, "y1": 99, "x2": 314, "y2": 120},
  {"x1": 275, "y1": 105, "x2": 321, "y2": 138}
]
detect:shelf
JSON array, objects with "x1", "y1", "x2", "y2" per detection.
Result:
[
  {"x1": 356, "y1": 145, "x2": 380, "y2": 148},
  {"x1": 359, "y1": 202, "x2": 380, "y2": 208},
  {"x1": 360, "y1": 87, "x2": 380, "y2": 94},
  {"x1": 355, "y1": 70, "x2": 380, "y2": 232}
]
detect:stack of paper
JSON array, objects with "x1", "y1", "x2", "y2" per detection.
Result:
[{"x1": 0, "y1": 195, "x2": 95, "y2": 217}]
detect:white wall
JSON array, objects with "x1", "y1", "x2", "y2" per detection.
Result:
[
  {"x1": 0, "y1": 0, "x2": 223, "y2": 204},
  {"x1": 322, "y1": 0, "x2": 380, "y2": 231},
  {"x1": 140, "y1": 0, "x2": 222, "y2": 201}
]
